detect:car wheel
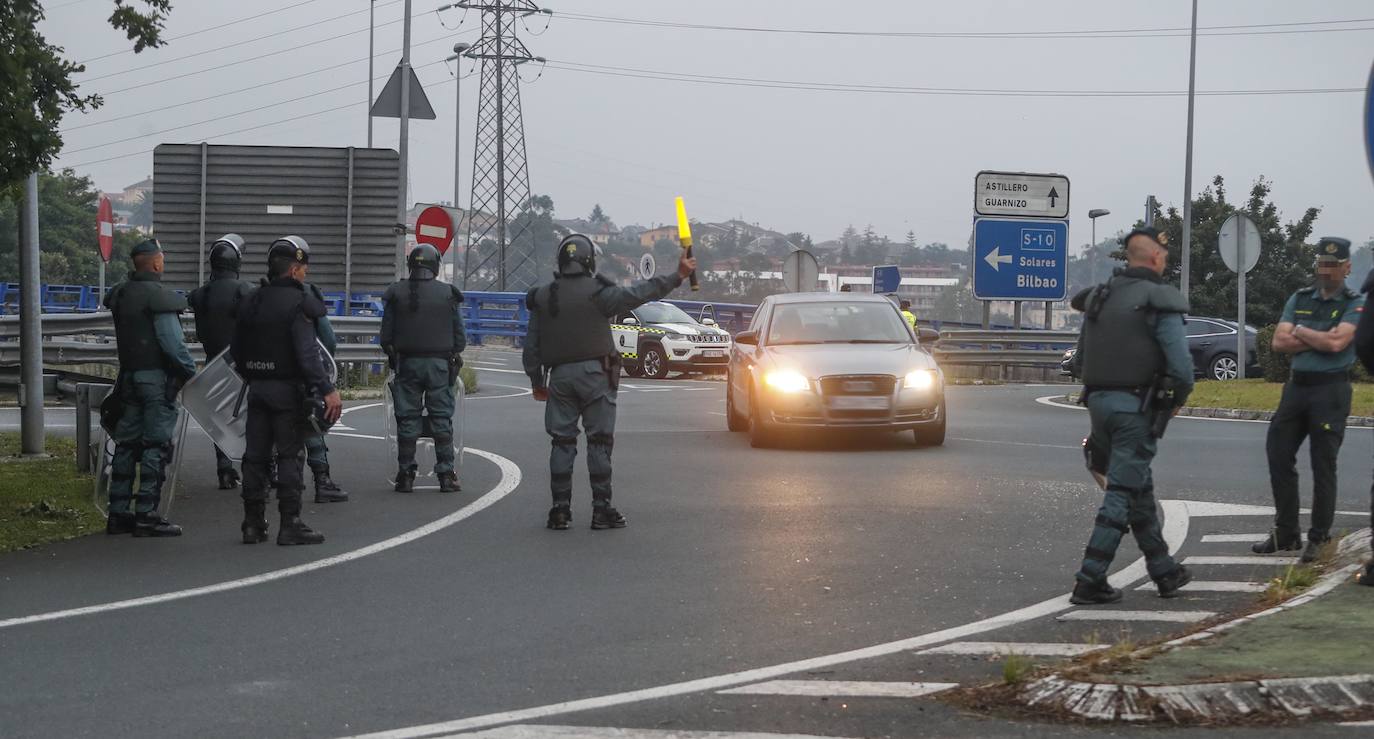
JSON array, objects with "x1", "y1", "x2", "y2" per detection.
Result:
[
  {"x1": 1210, "y1": 352, "x2": 1239, "y2": 381},
  {"x1": 624, "y1": 362, "x2": 643, "y2": 378},
  {"x1": 913, "y1": 400, "x2": 947, "y2": 448},
  {"x1": 748, "y1": 389, "x2": 775, "y2": 448},
  {"x1": 642, "y1": 344, "x2": 669, "y2": 380},
  {"x1": 725, "y1": 379, "x2": 746, "y2": 432}
]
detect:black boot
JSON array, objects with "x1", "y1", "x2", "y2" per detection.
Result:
[
  {"x1": 438, "y1": 471, "x2": 460, "y2": 493},
  {"x1": 590, "y1": 505, "x2": 627, "y2": 530},
  {"x1": 547, "y1": 504, "x2": 571, "y2": 531},
  {"x1": 313, "y1": 468, "x2": 349, "y2": 503},
  {"x1": 241, "y1": 501, "x2": 269, "y2": 544},
  {"x1": 1300, "y1": 536, "x2": 1329, "y2": 564},
  {"x1": 1154, "y1": 565, "x2": 1193, "y2": 598},
  {"x1": 133, "y1": 512, "x2": 183, "y2": 538},
  {"x1": 217, "y1": 469, "x2": 240, "y2": 490},
  {"x1": 277, "y1": 503, "x2": 324, "y2": 546},
  {"x1": 105, "y1": 512, "x2": 136, "y2": 535},
  {"x1": 1358, "y1": 560, "x2": 1374, "y2": 587},
  {"x1": 394, "y1": 468, "x2": 416, "y2": 493},
  {"x1": 1252, "y1": 530, "x2": 1303, "y2": 555},
  {"x1": 1070, "y1": 580, "x2": 1123, "y2": 605}
]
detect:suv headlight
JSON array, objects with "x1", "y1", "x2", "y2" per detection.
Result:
[
  {"x1": 665, "y1": 332, "x2": 687, "y2": 341},
  {"x1": 904, "y1": 369, "x2": 937, "y2": 390},
  {"x1": 764, "y1": 370, "x2": 811, "y2": 393}
]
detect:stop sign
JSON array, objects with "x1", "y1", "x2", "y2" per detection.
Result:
[
  {"x1": 415, "y1": 206, "x2": 455, "y2": 255},
  {"x1": 96, "y1": 195, "x2": 114, "y2": 263}
]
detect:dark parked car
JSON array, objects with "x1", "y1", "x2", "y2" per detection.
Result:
[{"x1": 1061, "y1": 316, "x2": 1260, "y2": 381}]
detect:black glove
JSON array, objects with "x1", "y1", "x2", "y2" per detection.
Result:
[{"x1": 450, "y1": 354, "x2": 463, "y2": 370}]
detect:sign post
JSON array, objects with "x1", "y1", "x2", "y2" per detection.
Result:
[
  {"x1": 414, "y1": 205, "x2": 456, "y2": 256},
  {"x1": 975, "y1": 171, "x2": 1070, "y2": 219},
  {"x1": 973, "y1": 172, "x2": 1070, "y2": 326},
  {"x1": 872, "y1": 264, "x2": 901, "y2": 295},
  {"x1": 1365, "y1": 59, "x2": 1374, "y2": 187},
  {"x1": 1218, "y1": 213, "x2": 1261, "y2": 380},
  {"x1": 782, "y1": 250, "x2": 819, "y2": 293},
  {"x1": 96, "y1": 194, "x2": 114, "y2": 302}
]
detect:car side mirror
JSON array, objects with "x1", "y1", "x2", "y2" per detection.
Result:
[
  {"x1": 917, "y1": 328, "x2": 940, "y2": 345},
  {"x1": 702, "y1": 317, "x2": 717, "y2": 326},
  {"x1": 623, "y1": 317, "x2": 639, "y2": 325},
  {"x1": 735, "y1": 330, "x2": 758, "y2": 346}
]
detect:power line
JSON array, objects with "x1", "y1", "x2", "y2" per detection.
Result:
[
  {"x1": 76, "y1": 0, "x2": 342, "y2": 63},
  {"x1": 555, "y1": 11, "x2": 1374, "y2": 40}
]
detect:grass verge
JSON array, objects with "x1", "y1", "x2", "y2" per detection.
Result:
[
  {"x1": 0, "y1": 433, "x2": 103, "y2": 553},
  {"x1": 1186, "y1": 379, "x2": 1374, "y2": 417}
]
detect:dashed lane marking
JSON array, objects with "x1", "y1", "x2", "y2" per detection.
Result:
[
  {"x1": 949, "y1": 436, "x2": 1080, "y2": 450},
  {"x1": 1057, "y1": 610, "x2": 1217, "y2": 623},
  {"x1": 0, "y1": 447, "x2": 521, "y2": 631},
  {"x1": 717, "y1": 680, "x2": 958, "y2": 698},
  {"x1": 447, "y1": 727, "x2": 856, "y2": 739},
  {"x1": 1134, "y1": 580, "x2": 1266, "y2": 593},
  {"x1": 1184, "y1": 556, "x2": 1300, "y2": 566},
  {"x1": 917, "y1": 642, "x2": 1104, "y2": 657},
  {"x1": 1200, "y1": 533, "x2": 1268, "y2": 543}
]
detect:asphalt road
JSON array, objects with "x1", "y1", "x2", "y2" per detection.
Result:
[{"x1": 2, "y1": 354, "x2": 1372, "y2": 739}]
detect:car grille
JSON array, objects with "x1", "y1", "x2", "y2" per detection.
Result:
[
  {"x1": 819, "y1": 375, "x2": 896, "y2": 396},
  {"x1": 693, "y1": 334, "x2": 730, "y2": 344}
]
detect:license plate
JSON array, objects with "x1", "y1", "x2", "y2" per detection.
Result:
[
  {"x1": 829, "y1": 396, "x2": 890, "y2": 410},
  {"x1": 703, "y1": 350, "x2": 725, "y2": 358}
]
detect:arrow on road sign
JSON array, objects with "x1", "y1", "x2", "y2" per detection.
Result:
[
  {"x1": 984, "y1": 246, "x2": 1013, "y2": 271},
  {"x1": 1048, "y1": 187, "x2": 1060, "y2": 208}
]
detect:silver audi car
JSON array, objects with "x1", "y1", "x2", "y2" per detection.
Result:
[{"x1": 725, "y1": 292, "x2": 946, "y2": 448}]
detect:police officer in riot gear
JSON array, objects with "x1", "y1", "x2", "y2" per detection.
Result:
[
  {"x1": 302, "y1": 284, "x2": 349, "y2": 503},
  {"x1": 381, "y1": 243, "x2": 466, "y2": 493},
  {"x1": 1258, "y1": 237, "x2": 1364, "y2": 563},
  {"x1": 524, "y1": 233, "x2": 696, "y2": 531},
  {"x1": 1069, "y1": 227, "x2": 1194, "y2": 604},
  {"x1": 188, "y1": 233, "x2": 254, "y2": 490},
  {"x1": 231, "y1": 236, "x2": 342, "y2": 545},
  {"x1": 103, "y1": 238, "x2": 197, "y2": 537}
]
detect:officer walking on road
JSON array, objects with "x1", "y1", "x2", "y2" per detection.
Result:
[
  {"x1": 231, "y1": 236, "x2": 342, "y2": 545},
  {"x1": 524, "y1": 233, "x2": 696, "y2": 531},
  {"x1": 1069, "y1": 227, "x2": 1194, "y2": 605},
  {"x1": 302, "y1": 282, "x2": 349, "y2": 504},
  {"x1": 188, "y1": 234, "x2": 254, "y2": 490},
  {"x1": 1256, "y1": 237, "x2": 1363, "y2": 563},
  {"x1": 103, "y1": 238, "x2": 197, "y2": 537},
  {"x1": 380, "y1": 243, "x2": 466, "y2": 493}
]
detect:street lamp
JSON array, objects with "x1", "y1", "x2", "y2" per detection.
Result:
[
  {"x1": 1088, "y1": 208, "x2": 1110, "y2": 285},
  {"x1": 368, "y1": 0, "x2": 376, "y2": 148},
  {"x1": 447, "y1": 42, "x2": 471, "y2": 280}
]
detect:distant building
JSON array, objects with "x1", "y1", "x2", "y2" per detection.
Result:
[
  {"x1": 639, "y1": 225, "x2": 678, "y2": 248},
  {"x1": 120, "y1": 176, "x2": 153, "y2": 207}
]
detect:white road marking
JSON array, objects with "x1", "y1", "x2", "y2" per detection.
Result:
[
  {"x1": 1200, "y1": 533, "x2": 1268, "y2": 543},
  {"x1": 1133, "y1": 580, "x2": 1267, "y2": 593},
  {"x1": 1184, "y1": 556, "x2": 1300, "y2": 566},
  {"x1": 0, "y1": 447, "x2": 521, "y2": 631},
  {"x1": 949, "y1": 436, "x2": 1079, "y2": 451},
  {"x1": 1057, "y1": 610, "x2": 1216, "y2": 623},
  {"x1": 447, "y1": 727, "x2": 855, "y2": 739},
  {"x1": 717, "y1": 680, "x2": 957, "y2": 698},
  {"x1": 339, "y1": 500, "x2": 1193, "y2": 739},
  {"x1": 917, "y1": 642, "x2": 1104, "y2": 657},
  {"x1": 1179, "y1": 500, "x2": 1367, "y2": 518},
  {"x1": 1339, "y1": 720, "x2": 1374, "y2": 727}
]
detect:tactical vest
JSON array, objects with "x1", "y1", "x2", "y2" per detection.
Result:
[
  {"x1": 189, "y1": 272, "x2": 251, "y2": 357},
  {"x1": 384, "y1": 278, "x2": 463, "y2": 356},
  {"x1": 529, "y1": 275, "x2": 616, "y2": 366},
  {"x1": 1080, "y1": 271, "x2": 1188, "y2": 388},
  {"x1": 106, "y1": 272, "x2": 187, "y2": 372},
  {"x1": 233, "y1": 281, "x2": 308, "y2": 381}
]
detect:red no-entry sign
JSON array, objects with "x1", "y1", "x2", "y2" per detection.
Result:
[
  {"x1": 415, "y1": 206, "x2": 455, "y2": 255},
  {"x1": 96, "y1": 195, "x2": 114, "y2": 263}
]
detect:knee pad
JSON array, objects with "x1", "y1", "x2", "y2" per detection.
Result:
[{"x1": 552, "y1": 436, "x2": 578, "y2": 449}]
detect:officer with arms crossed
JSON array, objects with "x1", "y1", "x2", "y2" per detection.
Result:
[
  {"x1": 1070, "y1": 227, "x2": 1194, "y2": 605},
  {"x1": 103, "y1": 239, "x2": 197, "y2": 537},
  {"x1": 301, "y1": 282, "x2": 349, "y2": 503},
  {"x1": 1256, "y1": 237, "x2": 1363, "y2": 563},
  {"x1": 524, "y1": 234, "x2": 696, "y2": 531},
  {"x1": 231, "y1": 236, "x2": 342, "y2": 545},
  {"x1": 189, "y1": 234, "x2": 254, "y2": 490},
  {"x1": 381, "y1": 243, "x2": 466, "y2": 493}
]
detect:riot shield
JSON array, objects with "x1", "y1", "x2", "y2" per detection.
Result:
[
  {"x1": 382, "y1": 372, "x2": 466, "y2": 491},
  {"x1": 93, "y1": 407, "x2": 189, "y2": 519},
  {"x1": 181, "y1": 349, "x2": 248, "y2": 462}
]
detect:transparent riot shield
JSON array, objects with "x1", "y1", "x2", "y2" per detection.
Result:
[
  {"x1": 93, "y1": 408, "x2": 189, "y2": 518},
  {"x1": 382, "y1": 372, "x2": 465, "y2": 491},
  {"x1": 180, "y1": 349, "x2": 248, "y2": 462}
]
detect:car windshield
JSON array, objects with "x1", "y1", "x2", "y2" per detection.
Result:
[
  {"x1": 766, "y1": 301, "x2": 911, "y2": 345},
  {"x1": 634, "y1": 303, "x2": 696, "y2": 325}
]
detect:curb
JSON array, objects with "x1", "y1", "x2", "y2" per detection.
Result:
[{"x1": 1052, "y1": 395, "x2": 1374, "y2": 428}]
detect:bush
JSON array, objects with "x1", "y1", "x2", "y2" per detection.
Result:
[
  {"x1": 459, "y1": 365, "x2": 479, "y2": 394},
  {"x1": 1256, "y1": 324, "x2": 1373, "y2": 384}
]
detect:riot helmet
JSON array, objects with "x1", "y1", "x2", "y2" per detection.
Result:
[
  {"x1": 209, "y1": 233, "x2": 245, "y2": 273},
  {"x1": 556, "y1": 233, "x2": 600, "y2": 276},
  {"x1": 407, "y1": 243, "x2": 442, "y2": 279}
]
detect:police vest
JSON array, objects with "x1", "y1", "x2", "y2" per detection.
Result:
[
  {"x1": 528, "y1": 275, "x2": 617, "y2": 366},
  {"x1": 106, "y1": 272, "x2": 187, "y2": 372},
  {"x1": 1080, "y1": 269, "x2": 1189, "y2": 388},
  {"x1": 232, "y1": 280, "x2": 322, "y2": 381},
  {"x1": 383, "y1": 278, "x2": 463, "y2": 356},
  {"x1": 189, "y1": 272, "x2": 251, "y2": 358}
]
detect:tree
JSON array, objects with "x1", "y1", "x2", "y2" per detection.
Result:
[
  {"x1": 905, "y1": 230, "x2": 917, "y2": 248},
  {"x1": 128, "y1": 189, "x2": 153, "y2": 230},
  {"x1": 0, "y1": 168, "x2": 135, "y2": 286},
  {"x1": 1348, "y1": 238, "x2": 1374, "y2": 291},
  {"x1": 589, "y1": 203, "x2": 608, "y2": 224},
  {"x1": 509, "y1": 194, "x2": 557, "y2": 281},
  {"x1": 1, "y1": 1, "x2": 172, "y2": 190},
  {"x1": 840, "y1": 224, "x2": 859, "y2": 248}
]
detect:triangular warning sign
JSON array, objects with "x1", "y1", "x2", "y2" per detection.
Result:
[{"x1": 370, "y1": 63, "x2": 437, "y2": 120}]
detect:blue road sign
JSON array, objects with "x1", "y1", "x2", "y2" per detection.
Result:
[
  {"x1": 972, "y1": 217, "x2": 1069, "y2": 301},
  {"x1": 1366, "y1": 60, "x2": 1374, "y2": 186},
  {"x1": 872, "y1": 265, "x2": 901, "y2": 294}
]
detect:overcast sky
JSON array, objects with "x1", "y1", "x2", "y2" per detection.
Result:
[{"x1": 45, "y1": 0, "x2": 1374, "y2": 253}]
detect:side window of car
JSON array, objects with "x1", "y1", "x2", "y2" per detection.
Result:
[{"x1": 1185, "y1": 320, "x2": 1208, "y2": 337}]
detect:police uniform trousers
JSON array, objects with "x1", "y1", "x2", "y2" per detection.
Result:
[
  {"x1": 109, "y1": 369, "x2": 179, "y2": 515},
  {"x1": 392, "y1": 357, "x2": 457, "y2": 474},
  {"x1": 305, "y1": 434, "x2": 329, "y2": 473},
  {"x1": 545, "y1": 359, "x2": 617, "y2": 506},
  {"x1": 241, "y1": 380, "x2": 308, "y2": 511},
  {"x1": 1266, "y1": 373, "x2": 1352, "y2": 542},
  {"x1": 1076, "y1": 390, "x2": 1181, "y2": 586}
]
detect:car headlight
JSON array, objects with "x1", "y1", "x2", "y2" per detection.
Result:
[
  {"x1": 665, "y1": 332, "x2": 687, "y2": 341},
  {"x1": 764, "y1": 370, "x2": 811, "y2": 393},
  {"x1": 904, "y1": 369, "x2": 937, "y2": 390}
]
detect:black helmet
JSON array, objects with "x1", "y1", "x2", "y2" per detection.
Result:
[
  {"x1": 557, "y1": 233, "x2": 599, "y2": 275},
  {"x1": 209, "y1": 233, "x2": 244, "y2": 272},
  {"x1": 267, "y1": 235, "x2": 310, "y2": 265},
  {"x1": 407, "y1": 243, "x2": 441, "y2": 277}
]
